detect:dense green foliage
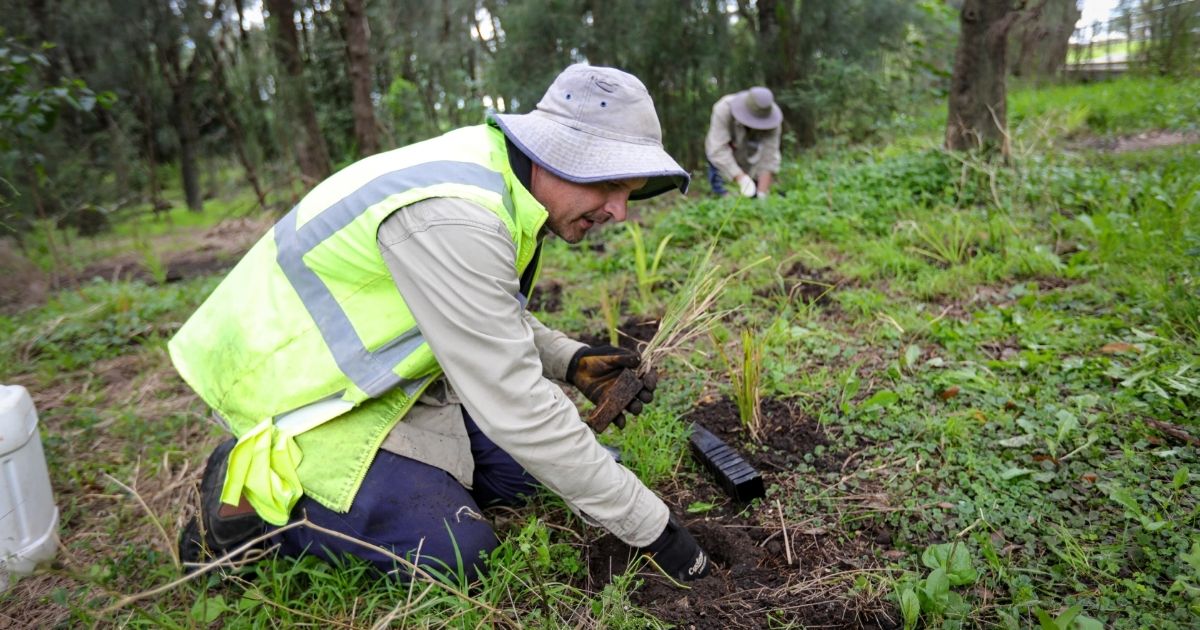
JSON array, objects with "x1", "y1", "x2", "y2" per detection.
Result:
[
  {"x1": 0, "y1": 0, "x2": 956, "y2": 243},
  {"x1": 2, "y1": 76, "x2": 1197, "y2": 627}
]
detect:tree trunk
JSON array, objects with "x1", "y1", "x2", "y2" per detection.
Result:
[
  {"x1": 166, "y1": 62, "x2": 204, "y2": 212},
  {"x1": 138, "y1": 88, "x2": 164, "y2": 216},
  {"x1": 208, "y1": 39, "x2": 270, "y2": 213},
  {"x1": 266, "y1": 0, "x2": 332, "y2": 184},
  {"x1": 755, "y1": 0, "x2": 817, "y2": 146},
  {"x1": 946, "y1": 0, "x2": 1021, "y2": 154},
  {"x1": 172, "y1": 77, "x2": 204, "y2": 212},
  {"x1": 1008, "y1": 0, "x2": 1080, "y2": 79},
  {"x1": 105, "y1": 110, "x2": 130, "y2": 200},
  {"x1": 343, "y1": 0, "x2": 379, "y2": 156}
]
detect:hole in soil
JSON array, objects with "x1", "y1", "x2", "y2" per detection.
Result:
[{"x1": 527, "y1": 280, "x2": 563, "y2": 313}]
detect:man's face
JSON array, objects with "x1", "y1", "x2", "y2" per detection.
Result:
[{"x1": 530, "y1": 164, "x2": 647, "y2": 243}]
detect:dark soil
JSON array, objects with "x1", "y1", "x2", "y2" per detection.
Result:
[
  {"x1": 583, "y1": 396, "x2": 898, "y2": 628},
  {"x1": 578, "y1": 317, "x2": 660, "y2": 353},
  {"x1": 758, "y1": 262, "x2": 842, "y2": 306},
  {"x1": 527, "y1": 280, "x2": 563, "y2": 313},
  {"x1": 686, "y1": 397, "x2": 839, "y2": 475}
]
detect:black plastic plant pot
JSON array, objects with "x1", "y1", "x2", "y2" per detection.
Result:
[{"x1": 688, "y1": 422, "x2": 765, "y2": 502}]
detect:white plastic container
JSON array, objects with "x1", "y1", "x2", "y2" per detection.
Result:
[{"x1": 0, "y1": 385, "x2": 59, "y2": 592}]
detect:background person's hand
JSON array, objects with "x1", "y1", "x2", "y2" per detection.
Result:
[
  {"x1": 566, "y1": 345, "x2": 657, "y2": 428},
  {"x1": 735, "y1": 174, "x2": 757, "y2": 197},
  {"x1": 641, "y1": 515, "x2": 711, "y2": 582}
]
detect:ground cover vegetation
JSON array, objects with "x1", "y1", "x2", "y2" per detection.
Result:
[
  {"x1": 2, "y1": 71, "x2": 1198, "y2": 627},
  {"x1": 4, "y1": 0, "x2": 1200, "y2": 627}
]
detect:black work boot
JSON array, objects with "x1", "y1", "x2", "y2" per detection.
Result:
[{"x1": 179, "y1": 438, "x2": 267, "y2": 565}]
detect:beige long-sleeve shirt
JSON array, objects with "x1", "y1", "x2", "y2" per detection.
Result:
[
  {"x1": 704, "y1": 92, "x2": 783, "y2": 182},
  {"x1": 374, "y1": 197, "x2": 669, "y2": 548}
]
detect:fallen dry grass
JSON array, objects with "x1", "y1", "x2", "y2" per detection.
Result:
[{"x1": 3, "y1": 348, "x2": 221, "y2": 627}]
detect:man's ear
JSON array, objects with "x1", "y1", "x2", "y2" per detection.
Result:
[{"x1": 529, "y1": 162, "x2": 544, "y2": 197}]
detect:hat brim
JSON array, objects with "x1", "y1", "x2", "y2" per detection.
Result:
[
  {"x1": 492, "y1": 112, "x2": 689, "y2": 200},
  {"x1": 730, "y1": 101, "x2": 783, "y2": 131}
]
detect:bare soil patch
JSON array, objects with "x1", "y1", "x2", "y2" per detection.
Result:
[
  {"x1": 687, "y1": 397, "x2": 839, "y2": 475},
  {"x1": 757, "y1": 261, "x2": 844, "y2": 306},
  {"x1": 67, "y1": 216, "x2": 268, "y2": 288},
  {"x1": 578, "y1": 317, "x2": 660, "y2": 352},
  {"x1": 1070, "y1": 129, "x2": 1200, "y2": 153}
]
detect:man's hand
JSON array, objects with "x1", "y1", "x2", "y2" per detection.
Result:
[
  {"x1": 735, "y1": 174, "x2": 757, "y2": 198},
  {"x1": 566, "y1": 345, "x2": 656, "y2": 430},
  {"x1": 641, "y1": 515, "x2": 711, "y2": 582}
]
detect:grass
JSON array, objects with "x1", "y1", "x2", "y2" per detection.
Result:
[
  {"x1": 890, "y1": 73, "x2": 1200, "y2": 146},
  {"x1": 1009, "y1": 75, "x2": 1200, "y2": 135},
  {"x1": 3, "y1": 73, "x2": 1199, "y2": 627}
]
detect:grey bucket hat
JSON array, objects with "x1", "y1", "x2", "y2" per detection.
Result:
[
  {"x1": 492, "y1": 64, "x2": 689, "y2": 200},
  {"x1": 731, "y1": 86, "x2": 783, "y2": 130}
]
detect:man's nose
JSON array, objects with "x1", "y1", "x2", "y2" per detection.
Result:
[{"x1": 605, "y1": 194, "x2": 630, "y2": 222}]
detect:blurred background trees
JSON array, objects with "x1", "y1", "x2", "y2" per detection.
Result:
[{"x1": 0, "y1": 0, "x2": 1193, "y2": 244}]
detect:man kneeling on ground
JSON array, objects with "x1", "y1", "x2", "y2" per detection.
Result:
[{"x1": 170, "y1": 64, "x2": 710, "y2": 584}]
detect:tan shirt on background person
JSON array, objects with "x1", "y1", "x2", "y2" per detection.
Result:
[
  {"x1": 374, "y1": 196, "x2": 670, "y2": 547},
  {"x1": 704, "y1": 93, "x2": 782, "y2": 183}
]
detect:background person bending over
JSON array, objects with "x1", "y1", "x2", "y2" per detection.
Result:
[
  {"x1": 704, "y1": 86, "x2": 783, "y2": 199},
  {"x1": 171, "y1": 64, "x2": 710, "y2": 584}
]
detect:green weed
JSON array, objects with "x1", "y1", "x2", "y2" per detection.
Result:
[{"x1": 625, "y1": 222, "x2": 672, "y2": 310}]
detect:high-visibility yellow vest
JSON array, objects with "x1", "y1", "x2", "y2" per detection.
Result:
[{"x1": 168, "y1": 123, "x2": 547, "y2": 523}]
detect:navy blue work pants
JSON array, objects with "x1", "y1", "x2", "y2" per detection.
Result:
[
  {"x1": 275, "y1": 409, "x2": 539, "y2": 581},
  {"x1": 707, "y1": 161, "x2": 729, "y2": 197}
]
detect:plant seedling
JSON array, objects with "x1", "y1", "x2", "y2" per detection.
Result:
[
  {"x1": 714, "y1": 327, "x2": 765, "y2": 442},
  {"x1": 586, "y1": 240, "x2": 765, "y2": 432}
]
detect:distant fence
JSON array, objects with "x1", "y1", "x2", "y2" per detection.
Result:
[{"x1": 1066, "y1": 0, "x2": 1200, "y2": 78}]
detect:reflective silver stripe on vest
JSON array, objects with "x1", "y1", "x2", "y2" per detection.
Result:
[{"x1": 275, "y1": 160, "x2": 512, "y2": 398}]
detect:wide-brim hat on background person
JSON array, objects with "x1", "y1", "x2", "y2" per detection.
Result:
[
  {"x1": 491, "y1": 64, "x2": 689, "y2": 200},
  {"x1": 731, "y1": 86, "x2": 783, "y2": 131}
]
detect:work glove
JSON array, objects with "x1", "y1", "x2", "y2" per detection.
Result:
[
  {"x1": 566, "y1": 345, "x2": 657, "y2": 429},
  {"x1": 736, "y1": 174, "x2": 757, "y2": 198},
  {"x1": 641, "y1": 515, "x2": 711, "y2": 582}
]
